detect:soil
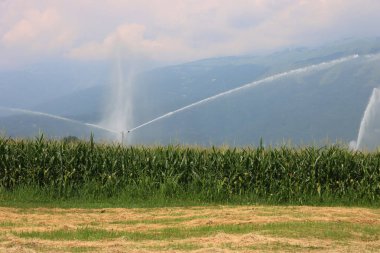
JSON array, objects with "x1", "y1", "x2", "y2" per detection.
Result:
[{"x1": 0, "y1": 205, "x2": 379, "y2": 252}]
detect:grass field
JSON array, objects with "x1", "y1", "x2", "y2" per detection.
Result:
[
  {"x1": 1, "y1": 137, "x2": 380, "y2": 252},
  {"x1": 0, "y1": 205, "x2": 380, "y2": 252}
]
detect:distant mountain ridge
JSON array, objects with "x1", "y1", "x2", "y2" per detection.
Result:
[{"x1": 1, "y1": 38, "x2": 380, "y2": 145}]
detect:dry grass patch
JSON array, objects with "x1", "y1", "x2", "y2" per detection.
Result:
[{"x1": 0, "y1": 205, "x2": 379, "y2": 252}]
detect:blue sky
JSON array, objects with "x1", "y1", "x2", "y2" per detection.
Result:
[{"x1": 1, "y1": 0, "x2": 380, "y2": 69}]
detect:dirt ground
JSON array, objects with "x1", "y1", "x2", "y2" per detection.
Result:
[{"x1": 0, "y1": 205, "x2": 379, "y2": 252}]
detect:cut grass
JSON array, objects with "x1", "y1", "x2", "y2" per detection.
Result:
[
  {"x1": 223, "y1": 242, "x2": 324, "y2": 251},
  {"x1": 15, "y1": 227, "x2": 122, "y2": 241},
  {"x1": 109, "y1": 216, "x2": 208, "y2": 225},
  {"x1": 65, "y1": 246, "x2": 98, "y2": 253},
  {"x1": 142, "y1": 243, "x2": 203, "y2": 251},
  {"x1": 0, "y1": 221, "x2": 16, "y2": 227},
  {"x1": 109, "y1": 217, "x2": 189, "y2": 225},
  {"x1": 260, "y1": 221, "x2": 380, "y2": 241},
  {"x1": 14, "y1": 221, "x2": 380, "y2": 242}
]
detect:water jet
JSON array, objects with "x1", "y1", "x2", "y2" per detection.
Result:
[
  {"x1": 126, "y1": 54, "x2": 360, "y2": 134},
  {"x1": 0, "y1": 106, "x2": 120, "y2": 138},
  {"x1": 354, "y1": 88, "x2": 380, "y2": 150}
]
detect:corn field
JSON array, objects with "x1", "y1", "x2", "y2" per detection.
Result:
[{"x1": 0, "y1": 136, "x2": 380, "y2": 205}]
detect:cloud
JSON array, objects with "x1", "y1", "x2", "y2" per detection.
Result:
[
  {"x1": 0, "y1": 8, "x2": 75, "y2": 64},
  {"x1": 66, "y1": 1, "x2": 295, "y2": 63},
  {"x1": 1, "y1": 0, "x2": 380, "y2": 68},
  {"x1": 68, "y1": 24, "x2": 200, "y2": 63}
]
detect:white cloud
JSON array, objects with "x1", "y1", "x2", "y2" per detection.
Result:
[
  {"x1": 0, "y1": 6, "x2": 75, "y2": 67},
  {"x1": 1, "y1": 0, "x2": 380, "y2": 68},
  {"x1": 67, "y1": 25, "x2": 232, "y2": 64},
  {"x1": 68, "y1": 23, "x2": 202, "y2": 63}
]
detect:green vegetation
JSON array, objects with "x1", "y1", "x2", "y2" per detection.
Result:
[
  {"x1": 259, "y1": 221, "x2": 380, "y2": 241},
  {"x1": 109, "y1": 216, "x2": 197, "y2": 225},
  {"x1": 1, "y1": 136, "x2": 380, "y2": 207},
  {"x1": 16, "y1": 227, "x2": 122, "y2": 241},
  {"x1": 66, "y1": 247, "x2": 97, "y2": 253},
  {"x1": 0, "y1": 221, "x2": 16, "y2": 227},
  {"x1": 143, "y1": 243, "x2": 203, "y2": 251},
  {"x1": 223, "y1": 242, "x2": 324, "y2": 251},
  {"x1": 14, "y1": 221, "x2": 380, "y2": 242}
]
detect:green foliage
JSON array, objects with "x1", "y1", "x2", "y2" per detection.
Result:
[
  {"x1": 14, "y1": 222, "x2": 380, "y2": 242},
  {"x1": 16, "y1": 227, "x2": 122, "y2": 241},
  {"x1": 0, "y1": 136, "x2": 380, "y2": 205},
  {"x1": 62, "y1": 136, "x2": 80, "y2": 144}
]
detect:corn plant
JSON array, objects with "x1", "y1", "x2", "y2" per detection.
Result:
[{"x1": 0, "y1": 136, "x2": 379, "y2": 205}]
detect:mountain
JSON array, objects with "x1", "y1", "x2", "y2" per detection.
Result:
[
  {"x1": 129, "y1": 38, "x2": 380, "y2": 146},
  {"x1": 0, "y1": 113, "x2": 113, "y2": 141},
  {"x1": 131, "y1": 55, "x2": 380, "y2": 146},
  {"x1": 32, "y1": 85, "x2": 106, "y2": 122},
  {"x1": 1, "y1": 38, "x2": 380, "y2": 146},
  {"x1": 0, "y1": 60, "x2": 109, "y2": 108}
]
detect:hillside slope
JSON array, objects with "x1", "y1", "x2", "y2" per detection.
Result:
[{"x1": 1, "y1": 38, "x2": 380, "y2": 146}]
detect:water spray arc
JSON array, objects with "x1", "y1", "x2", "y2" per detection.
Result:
[
  {"x1": 127, "y1": 54, "x2": 359, "y2": 133},
  {"x1": 353, "y1": 88, "x2": 380, "y2": 150},
  {"x1": 100, "y1": 55, "x2": 135, "y2": 145},
  {"x1": 0, "y1": 106, "x2": 120, "y2": 136}
]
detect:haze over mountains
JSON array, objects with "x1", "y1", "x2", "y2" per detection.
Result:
[{"x1": 1, "y1": 38, "x2": 380, "y2": 146}]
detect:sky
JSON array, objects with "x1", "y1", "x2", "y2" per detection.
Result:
[{"x1": 1, "y1": 0, "x2": 380, "y2": 70}]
